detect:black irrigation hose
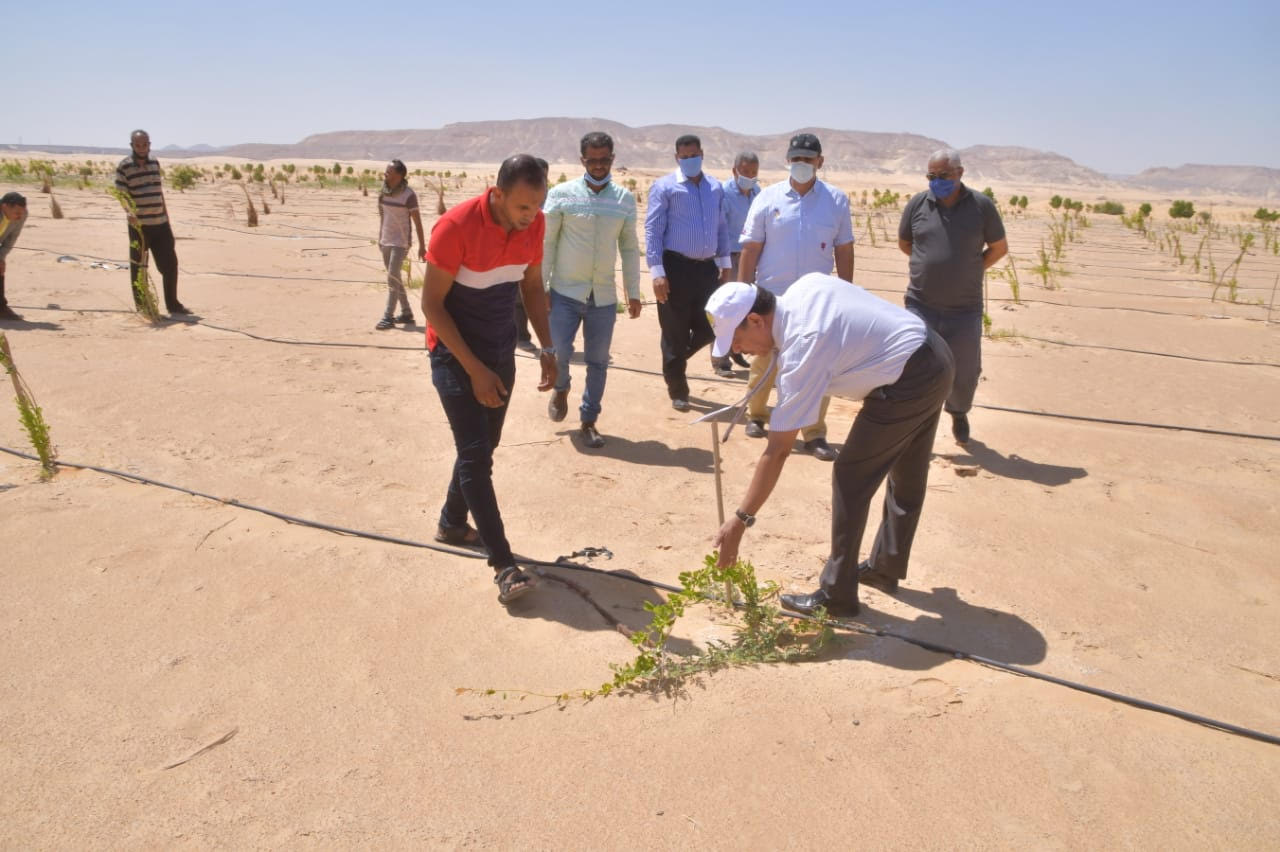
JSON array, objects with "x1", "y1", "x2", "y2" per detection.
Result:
[
  {"x1": 508, "y1": 352, "x2": 1280, "y2": 443},
  {"x1": 974, "y1": 404, "x2": 1280, "y2": 443},
  {"x1": 196, "y1": 321, "x2": 424, "y2": 351},
  {"x1": 1, "y1": 444, "x2": 1275, "y2": 747},
  {"x1": 1017, "y1": 335, "x2": 1280, "y2": 368}
]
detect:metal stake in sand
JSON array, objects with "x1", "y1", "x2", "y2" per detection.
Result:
[{"x1": 692, "y1": 353, "x2": 778, "y2": 604}]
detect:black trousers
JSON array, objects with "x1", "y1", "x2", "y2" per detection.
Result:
[
  {"x1": 128, "y1": 221, "x2": 180, "y2": 310},
  {"x1": 657, "y1": 250, "x2": 719, "y2": 400},
  {"x1": 820, "y1": 328, "x2": 955, "y2": 605}
]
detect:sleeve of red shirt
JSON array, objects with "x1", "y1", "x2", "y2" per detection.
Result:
[
  {"x1": 527, "y1": 212, "x2": 545, "y2": 268},
  {"x1": 425, "y1": 215, "x2": 463, "y2": 276}
]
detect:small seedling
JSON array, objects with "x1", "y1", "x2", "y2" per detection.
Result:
[
  {"x1": 0, "y1": 334, "x2": 57, "y2": 480},
  {"x1": 239, "y1": 184, "x2": 258, "y2": 227},
  {"x1": 107, "y1": 188, "x2": 162, "y2": 323}
]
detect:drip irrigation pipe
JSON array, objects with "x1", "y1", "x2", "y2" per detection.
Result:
[
  {"x1": 1, "y1": 444, "x2": 1275, "y2": 748},
  {"x1": 1016, "y1": 336, "x2": 1280, "y2": 368},
  {"x1": 974, "y1": 404, "x2": 1280, "y2": 442}
]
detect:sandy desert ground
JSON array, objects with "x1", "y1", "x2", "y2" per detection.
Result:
[{"x1": 1, "y1": 155, "x2": 1278, "y2": 848}]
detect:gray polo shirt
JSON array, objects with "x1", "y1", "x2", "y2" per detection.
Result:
[
  {"x1": 898, "y1": 185, "x2": 1005, "y2": 312},
  {"x1": 770, "y1": 273, "x2": 926, "y2": 432}
]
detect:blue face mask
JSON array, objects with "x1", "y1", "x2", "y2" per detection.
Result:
[
  {"x1": 678, "y1": 156, "x2": 703, "y2": 178},
  {"x1": 584, "y1": 172, "x2": 610, "y2": 187},
  {"x1": 929, "y1": 178, "x2": 957, "y2": 198},
  {"x1": 735, "y1": 175, "x2": 758, "y2": 192}
]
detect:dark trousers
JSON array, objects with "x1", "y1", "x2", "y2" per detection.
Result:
[
  {"x1": 514, "y1": 297, "x2": 531, "y2": 343},
  {"x1": 905, "y1": 297, "x2": 981, "y2": 415},
  {"x1": 820, "y1": 329, "x2": 955, "y2": 605},
  {"x1": 657, "y1": 250, "x2": 719, "y2": 400},
  {"x1": 0, "y1": 273, "x2": 6, "y2": 308},
  {"x1": 431, "y1": 347, "x2": 517, "y2": 569},
  {"x1": 128, "y1": 221, "x2": 180, "y2": 310}
]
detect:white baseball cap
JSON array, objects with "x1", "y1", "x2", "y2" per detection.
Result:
[{"x1": 705, "y1": 282, "x2": 759, "y2": 357}]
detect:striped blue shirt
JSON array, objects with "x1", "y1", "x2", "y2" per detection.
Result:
[
  {"x1": 644, "y1": 169, "x2": 731, "y2": 279},
  {"x1": 720, "y1": 177, "x2": 758, "y2": 252}
]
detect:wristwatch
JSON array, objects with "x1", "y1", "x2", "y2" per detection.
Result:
[{"x1": 734, "y1": 508, "x2": 755, "y2": 527}]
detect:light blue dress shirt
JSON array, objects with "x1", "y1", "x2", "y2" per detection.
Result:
[
  {"x1": 644, "y1": 169, "x2": 732, "y2": 279},
  {"x1": 720, "y1": 176, "x2": 758, "y2": 253},
  {"x1": 741, "y1": 179, "x2": 855, "y2": 295}
]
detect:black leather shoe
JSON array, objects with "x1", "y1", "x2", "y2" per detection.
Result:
[
  {"x1": 858, "y1": 560, "x2": 900, "y2": 594},
  {"x1": 804, "y1": 437, "x2": 839, "y2": 461},
  {"x1": 745, "y1": 419, "x2": 767, "y2": 439},
  {"x1": 168, "y1": 303, "x2": 192, "y2": 316},
  {"x1": 548, "y1": 390, "x2": 568, "y2": 422},
  {"x1": 579, "y1": 422, "x2": 605, "y2": 449},
  {"x1": 671, "y1": 398, "x2": 690, "y2": 412},
  {"x1": 951, "y1": 412, "x2": 970, "y2": 444},
  {"x1": 780, "y1": 589, "x2": 860, "y2": 617}
]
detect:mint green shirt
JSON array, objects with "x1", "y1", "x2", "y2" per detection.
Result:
[{"x1": 542, "y1": 177, "x2": 641, "y2": 305}]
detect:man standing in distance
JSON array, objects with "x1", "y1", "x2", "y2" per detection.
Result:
[
  {"x1": 707, "y1": 276, "x2": 954, "y2": 616},
  {"x1": 644, "y1": 134, "x2": 732, "y2": 411},
  {"x1": 712, "y1": 151, "x2": 759, "y2": 375},
  {"x1": 543, "y1": 132, "x2": 642, "y2": 449},
  {"x1": 0, "y1": 192, "x2": 28, "y2": 321},
  {"x1": 422, "y1": 154, "x2": 557, "y2": 606},
  {"x1": 738, "y1": 133, "x2": 854, "y2": 461},
  {"x1": 114, "y1": 130, "x2": 188, "y2": 316},
  {"x1": 898, "y1": 149, "x2": 1007, "y2": 444}
]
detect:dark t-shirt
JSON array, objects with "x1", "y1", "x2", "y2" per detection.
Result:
[
  {"x1": 424, "y1": 190, "x2": 544, "y2": 365},
  {"x1": 898, "y1": 186, "x2": 1005, "y2": 312}
]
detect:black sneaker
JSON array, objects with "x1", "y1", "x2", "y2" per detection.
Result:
[
  {"x1": 548, "y1": 389, "x2": 568, "y2": 422},
  {"x1": 745, "y1": 419, "x2": 767, "y2": 439},
  {"x1": 375, "y1": 317, "x2": 395, "y2": 330},
  {"x1": 396, "y1": 312, "x2": 415, "y2": 326},
  {"x1": 671, "y1": 398, "x2": 690, "y2": 412},
  {"x1": 580, "y1": 422, "x2": 605, "y2": 448},
  {"x1": 0, "y1": 306, "x2": 22, "y2": 321},
  {"x1": 803, "y1": 437, "x2": 839, "y2": 461}
]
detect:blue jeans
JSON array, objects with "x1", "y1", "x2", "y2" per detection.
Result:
[
  {"x1": 905, "y1": 297, "x2": 981, "y2": 415},
  {"x1": 430, "y1": 347, "x2": 517, "y2": 568},
  {"x1": 549, "y1": 289, "x2": 617, "y2": 424}
]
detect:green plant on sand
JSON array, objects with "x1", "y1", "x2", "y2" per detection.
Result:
[
  {"x1": 106, "y1": 188, "x2": 162, "y2": 323},
  {"x1": 0, "y1": 334, "x2": 57, "y2": 480},
  {"x1": 458, "y1": 554, "x2": 834, "y2": 703}
]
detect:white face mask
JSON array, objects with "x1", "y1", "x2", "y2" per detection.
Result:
[{"x1": 789, "y1": 162, "x2": 816, "y2": 183}]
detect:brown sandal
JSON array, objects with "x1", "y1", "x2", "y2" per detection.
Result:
[
  {"x1": 435, "y1": 523, "x2": 482, "y2": 547},
  {"x1": 494, "y1": 566, "x2": 535, "y2": 605}
]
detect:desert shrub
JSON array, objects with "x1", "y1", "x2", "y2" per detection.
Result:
[
  {"x1": 1049, "y1": 195, "x2": 1063, "y2": 209},
  {"x1": 1, "y1": 162, "x2": 23, "y2": 180},
  {"x1": 982, "y1": 187, "x2": 995, "y2": 200},
  {"x1": 282, "y1": 163, "x2": 296, "y2": 174},
  {"x1": 1094, "y1": 200, "x2": 1124, "y2": 215},
  {"x1": 1253, "y1": 207, "x2": 1279, "y2": 222},
  {"x1": 332, "y1": 163, "x2": 342, "y2": 175},
  {"x1": 229, "y1": 167, "x2": 243, "y2": 181},
  {"x1": 1139, "y1": 202, "x2": 1152, "y2": 217},
  {"x1": 170, "y1": 165, "x2": 200, "y2": 191},
  {"x1": 1169, "y1": 200, "x2": 1195, "y2": 219},
  {"x1": 1018, "y1": 196, "x2": 1028, "y2": 209}
]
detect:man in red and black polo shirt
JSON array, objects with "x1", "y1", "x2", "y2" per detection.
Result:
[{"x1": 422, "y1": 154, "x2": 556, "y2": 606}]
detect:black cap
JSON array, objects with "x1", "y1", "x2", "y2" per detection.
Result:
[
  {"x1": 786, "y1": 133, "x2": 822, "y2": 159},
  {"x1": 0, "y1": 191, "x2": 26, "y2": 207}
]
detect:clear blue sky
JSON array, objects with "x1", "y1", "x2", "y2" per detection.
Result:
[{"x1": 8, "y1": 0, "x2": 1277, "y2": 174}]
